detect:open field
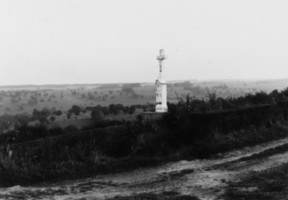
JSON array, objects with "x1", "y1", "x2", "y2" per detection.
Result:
[{"x1": 1, "y1": 78, "x2": 288, "y2": 117}]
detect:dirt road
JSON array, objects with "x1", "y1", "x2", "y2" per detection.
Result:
[{"x1": 2, "y1": 137, "x2": 288, "y2": 200}]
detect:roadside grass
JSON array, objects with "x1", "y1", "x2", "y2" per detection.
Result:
[
  {"x1": 1, "y1": 121, "x2": 288, "y2": 187},
  {"x1": 223, "y1": 163, "x2": 288, "y2": 200},
  {"x1": 231, "y1": 141, "x2": 288, "y2": 163},
  {"x1": 2, "y1": 97, "x2": 288, "y2": 187},
  {"x1": 177, "y1": 122, "x2": 288, "y2": 160}
]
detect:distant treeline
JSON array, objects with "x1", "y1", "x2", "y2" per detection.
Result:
[
  {"x1": 87, "y1": 103, "x2": 154, "y2": 116},
  {"x1": 121, "y1": 83, "x2": 142, "y2": 88}
]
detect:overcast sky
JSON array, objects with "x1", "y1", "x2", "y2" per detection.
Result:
[{"x1": 0, "y1": 0, "x2": 288, "y2": 85}]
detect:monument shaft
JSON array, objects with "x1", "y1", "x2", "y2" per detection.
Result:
[{"x1": 155, "y1": 49, "x2": 168, "y2": 113}]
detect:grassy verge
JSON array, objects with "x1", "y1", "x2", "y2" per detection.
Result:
[
  {"x1": 1, "y1": 121, "x2": 288, "y2": 188},
  {"x1": 0, "y1": 155, "x2": 167, "y2": 187},
  {"x1": 176, "y1": 122, "x2": 288, "y2": 159},
  {"x1": 221, "y1": 130, "x2": 288, "y2": 200},
  {"x1": 223, "y1": 163, "x2": 288, "y2": 200}
]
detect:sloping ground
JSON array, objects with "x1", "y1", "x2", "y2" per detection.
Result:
[{"x1": 1, "y1": 136, "x2": 288, "y2": 199}]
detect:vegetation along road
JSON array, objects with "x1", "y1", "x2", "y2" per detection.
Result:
[{"x1": 1, "y1": 136, "x2": 288, "y2": 200}]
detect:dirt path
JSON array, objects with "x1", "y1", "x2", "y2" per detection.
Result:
[{"x1": 2, "y1": 137, "x2": 288, "y2": 200}]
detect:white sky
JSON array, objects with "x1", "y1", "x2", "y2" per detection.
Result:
[{"x1": 0, "y1": 0, "x2": 288, "y2": 85}]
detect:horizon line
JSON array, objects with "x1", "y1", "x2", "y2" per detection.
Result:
[{"x1": 0, "y1": 77, "x2": 288, "y2": 88}]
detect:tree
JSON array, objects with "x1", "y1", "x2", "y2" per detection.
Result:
[
  {"x1": 67, "y1": 112, "x2": 71, "y2": 119},
  {"x1": 32, "y1": 108, "x2": 50, "y2": 123},
  {"x1": 128, "y1": 106, "x2": 136, "y2": 114},
  {"x1": 50, "y1": 116, "x2": 56, "y2": 122},
  {"x1": 53, "y1": 110, "x2": 62, "y2": 116},
  {"x1": 109, "y1": 104, "x2": 118, "y2": 115},
  {"x1": 91, "y1": 110, "x2": 104, "y2": 122},
  {"x1": 70, "y1": 105, "x2": 81, "y2": 116}
]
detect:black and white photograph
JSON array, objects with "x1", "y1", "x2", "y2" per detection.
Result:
[{"x1": 1, "y1": 0, "x2": 288, "y2": 199}]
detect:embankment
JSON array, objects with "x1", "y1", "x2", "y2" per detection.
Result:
[{"x1": 1, "y1": 102, "x2": 288, "y2": 186}]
